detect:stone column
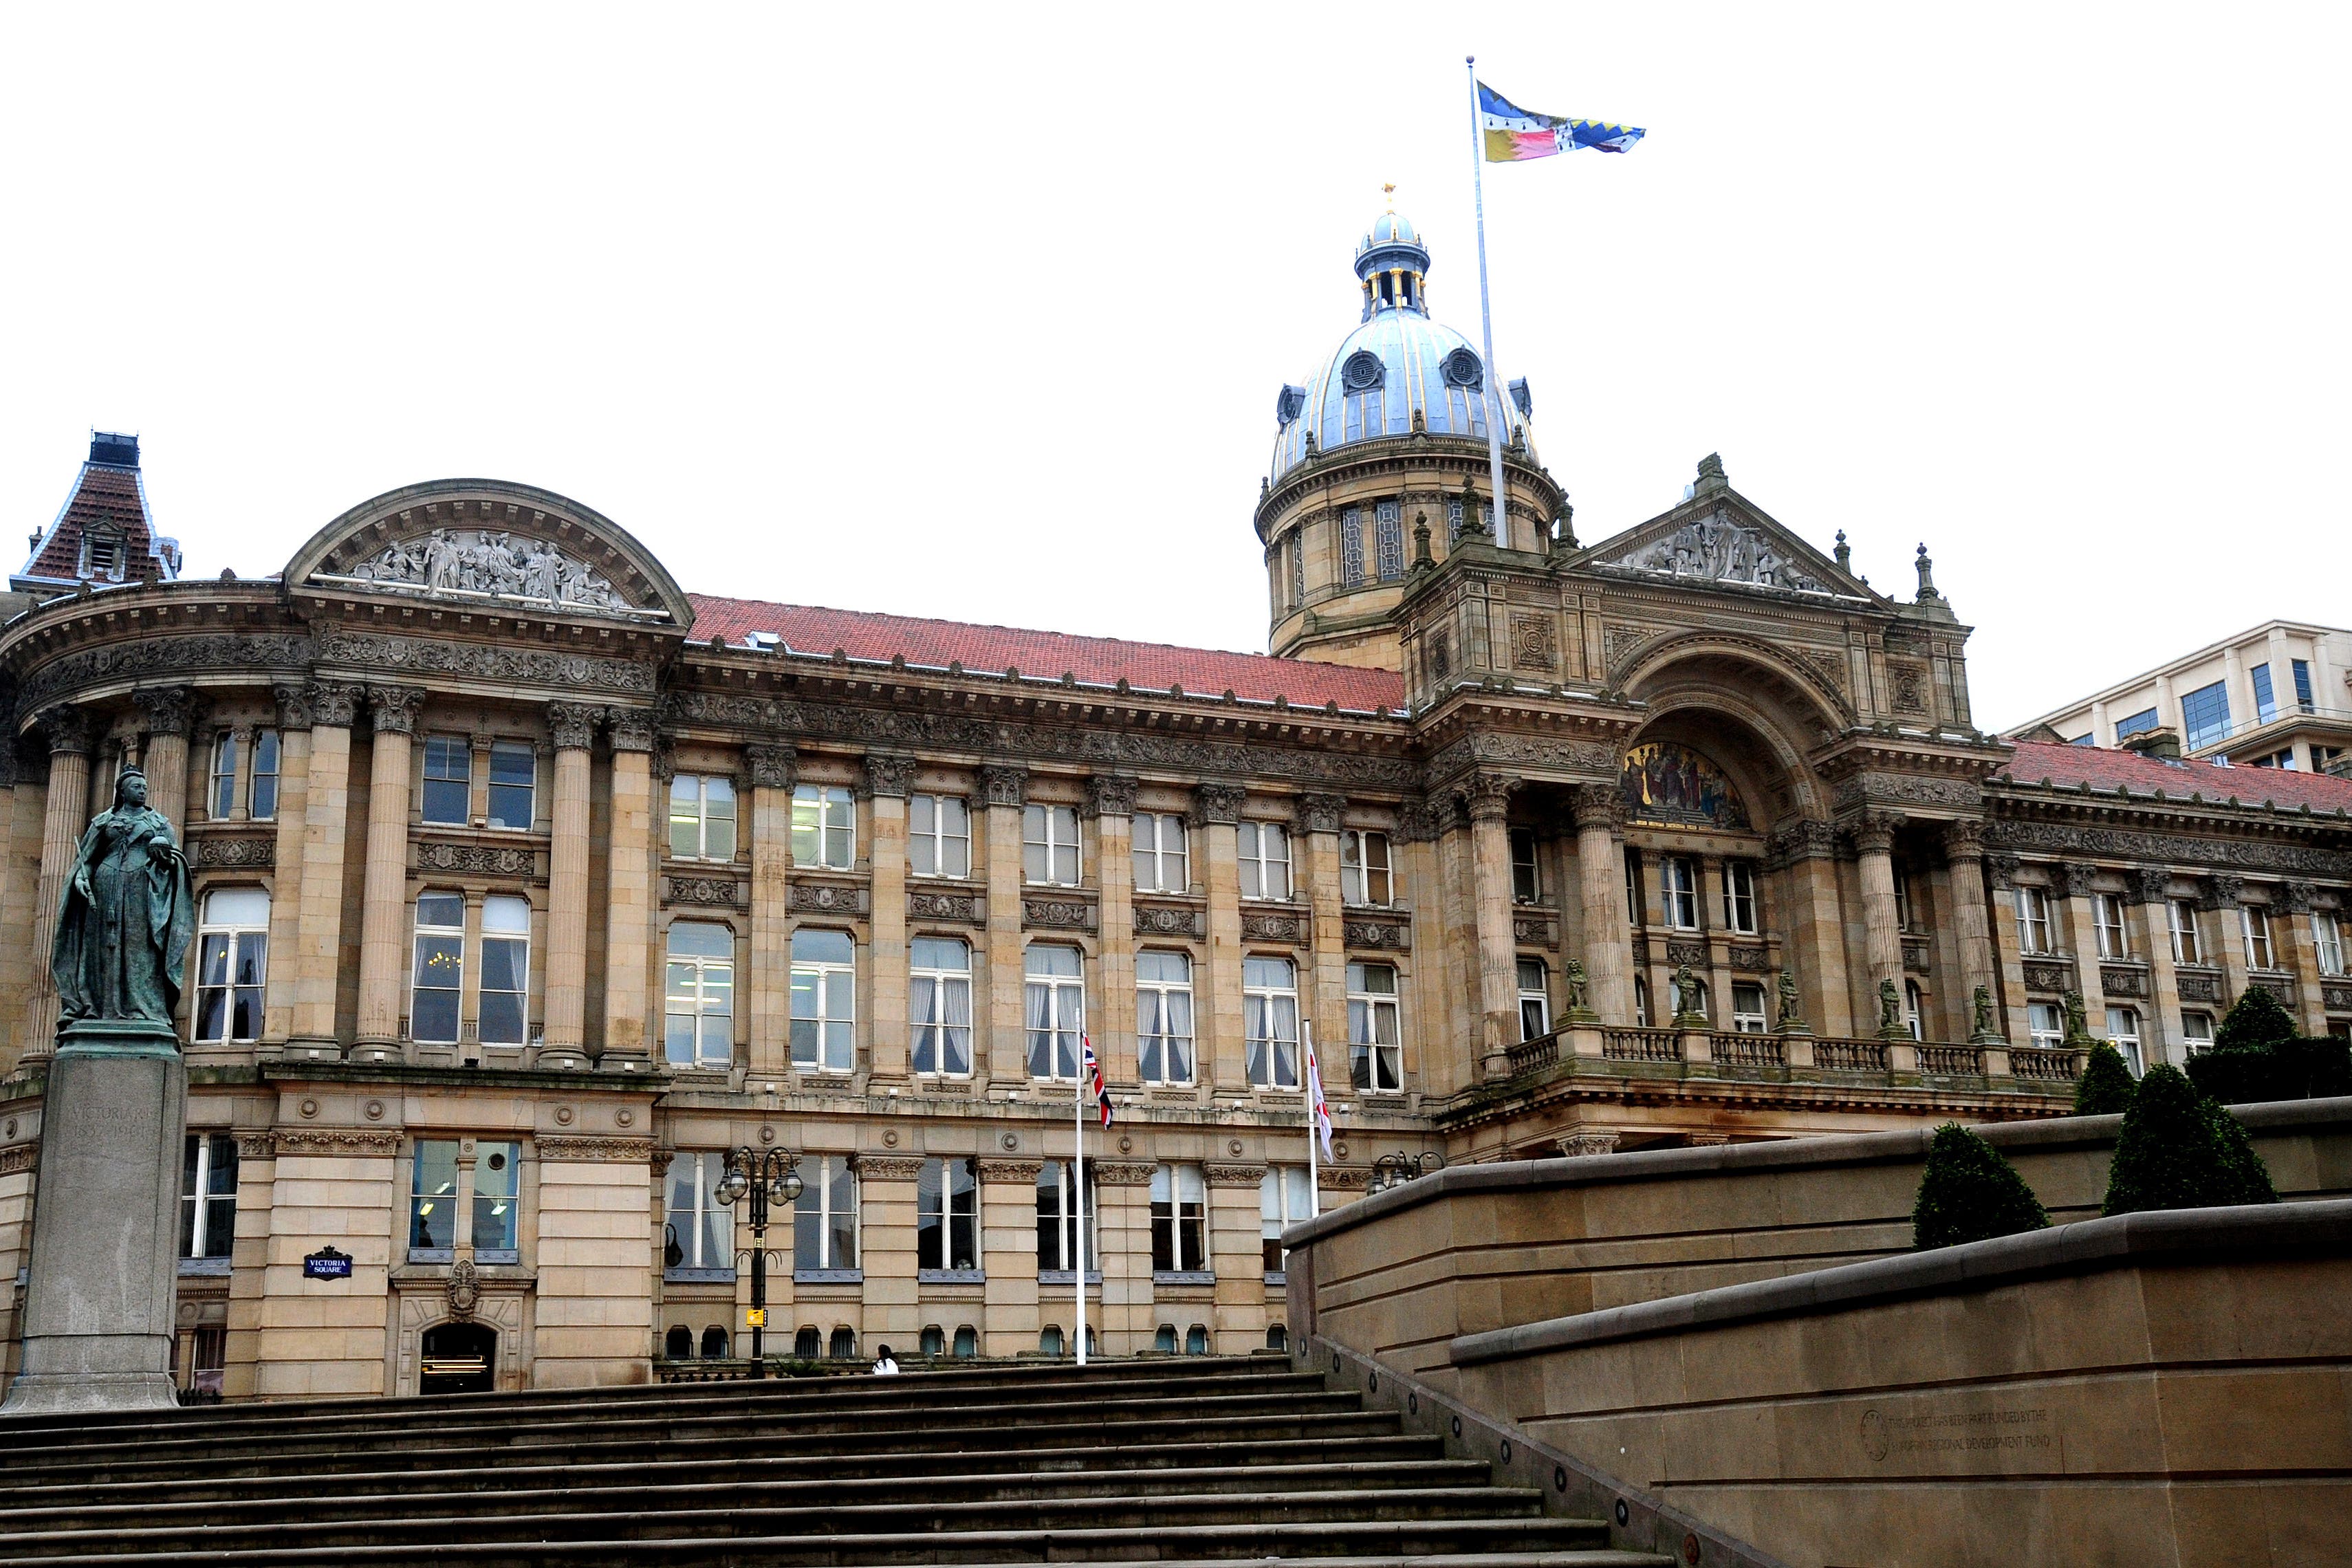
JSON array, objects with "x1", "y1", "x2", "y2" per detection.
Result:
[
  {"x1": 1773, "y1": 823, "x2": 1854, "y2": 1039},
  {"x1": 1466, "y1": 774, "x2": 1520, "y2": 1078},
  {"x1": 2057, "y1": 861, "x2": 2110, "y2": 1037},
  {"x1": 259, "y1": 688, "x2": 316, "y2": 1052},
  {"x1": 1193, "y1": 784, "x2": 1248, "y2": 1092},
  {"x1": 22, "y1": 707, "x2": 94, "y2": 1062},
  {"x1": 133, "y1": 686, "x2": 197, "y2": 838},
  {"x1": 1091, "y1": 1160, "x2": 1156, "y2": 1355},
  {"x1": 599, "y1": 708, "x2": 657, "y2": 1066},
  {"x1": 864, "y1": 754, "x2": 916, "y2": 1082},
  {"x1": 541, "y1": 703, "x2": 601, "y2": 1068},
  {"x1": 2132, "y1": 867, "x2": 2184, "y2": 1065},
  {"x1": 745, "y1": 744, "x2": 798, "y2": 1079},
  {"x1": 1850, "y1": 813, "x2": 1908, "y2": 1039},
  {"x1": 1569, "y1": 785, "x2": 1632, "y2": 1024},
  {"x1": 1427, "y1": 794, "x2": 1476, "y2": 1085},
  {"x1": 1942, "y1": 822, "x2": 2003, "y2": 1045},
  {"x1": 1087, "y1": 776, "x2": 1140, "y2": 1086},
  {"x1": 856, "y1": 1155, "x2": 924, "y2": 1353},
  {"x1": 978, "y1": 765, "x2": 1030, "y2": 1085},
  {"x1": 1985, "y1": 854, "x2": 2032, "y2": 1049},
  {"x1": 287, "y1": 684, "x2": 358, "y2": 1058},
  {"x1": 353, "y1": 687, "x2": 422, "y2": 1056},
  {"x1": 1206, "y1": 1161, "x2": 1268, "y2": 1352},
  {"x1": 2278, "y1": 881, "x2": 2330, "y2": 1036},
  {"x1": 979, "y1": 1156, "x2": 1043, "y2": 1359},
  {"x1": 219, "y1": 1131, "x2": 276, "y2": 1399},
  {"x1": 1294, "y1": 794, "x2": 1347, "y2": 1085},
  {"x1": 0, "y1": 740, "x2": 37, "y2": 1073}
]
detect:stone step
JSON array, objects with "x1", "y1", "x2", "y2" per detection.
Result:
[
  {"x1": 0, "y1": 1513, "x2": 1617, "y2": 1567},
  {"x1": 0, "y1": 1435, "x2": 1451, "y2": 1512},
  {"x1": 0, "y1": 1459, "x2": 1503, "y2": 1534}
]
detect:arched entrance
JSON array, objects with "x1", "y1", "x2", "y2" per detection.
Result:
[{"x1": 420, "y1": 1322, "x2": 497, "y2": 1395}]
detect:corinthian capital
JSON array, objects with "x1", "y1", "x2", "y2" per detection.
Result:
[
  {"x1": 1465, "y1": 774, "x2": 1520, "y2": 825},
  {"x1": 977, "y1": 763, "x2": 1029, "y2": 809},
  {"x1": 1188, "y1": 783, "x2": 1246, "y2": 826},
  {"x1": 1845, "y1": 809, "x2": 1904, "y2": 856},
  {"x1": 605, "y1": 706, "x2": 657, "y2": 754},
  {"x1": 369, "y1": 686, "x2": 424, "y2": 736},
  {"x1": 34, "y1": 706, "x2": 94, "y2": 756},
  {"x1": 547, "y1": 702, "x2": 600, "y2": 751},
  {"x1": 1084, "y1": 773, "x2": 1138, "y2": 819},
  {"x1": 134, "y1": 685, "x2": 196, "y2": 739},
  {"x1": 744, "y1": 743, "x2": 798, "y2": 792},
  {"x1": 1569, "y1": 781, "x2": 1624, "y2": 834}
]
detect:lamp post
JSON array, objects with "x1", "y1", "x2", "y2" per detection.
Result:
[
  {"x1": 711, "y1": 1146, "x2": 802, "y2": 1377},
  {"x1": 1365, "y1": 1148, "x2": 1446, "y2": 1196}
]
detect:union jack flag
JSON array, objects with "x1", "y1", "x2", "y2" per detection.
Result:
[{"x1": 1081, "y1": 1036, "x2": 1114, "y2": 1129}]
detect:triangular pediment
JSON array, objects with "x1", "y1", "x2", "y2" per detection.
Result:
[{"x1": 1575, "y1": 486, "x2": 1873, "y2": 604}]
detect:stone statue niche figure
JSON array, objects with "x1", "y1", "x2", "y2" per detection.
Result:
[
  {"x1": 1877, "y1": 977, "x2": 1904, "y2": 1036},
  {"x1": 52, "y1": 767, "x2": 195, "y2": 1037}
]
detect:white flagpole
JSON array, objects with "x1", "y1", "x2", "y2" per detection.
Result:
[
  {"x1": 1075, "y1": 1041, "x2": 1088, "y2": 1366},
  {"x1": 1303, "y1": 1021, "x2": 1321, "y2": 1219},
  {"x1": 1465, "y1": 55, "x2": 1514, "y2": 551}
]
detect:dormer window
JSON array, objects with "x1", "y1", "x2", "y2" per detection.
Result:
[{"x1": 83, "y1": 532, "x2": 123, "y2": 579}]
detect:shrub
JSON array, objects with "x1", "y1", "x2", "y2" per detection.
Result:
[
  {"x1": 2072, "y1": 1043, "x2": 2137, "y2": 1116},
  {"x1": 2104, "y1": 1064, "x2": 2278, "y2": 1215},
  {"x1": 2187, "y1": 1034, "x2": 2352, "y2": 1104},
  {"x1": 2214, "y1": 986, "x2": 2297, "y2": 1051},
  {"x1": 1913, "y1": 1122, "x2": 2049, "y2": 1250}
]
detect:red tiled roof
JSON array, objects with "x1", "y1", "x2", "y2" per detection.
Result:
[
  {"x1": 688, "y1": 594, "x2": 1408, "y2": 714},
  {"x1": 19, "y1": 462, "x2": 171, "y2": 586},
  {"x1": 1999, "y1": 739, "x2": 2352, "y2": 813}
]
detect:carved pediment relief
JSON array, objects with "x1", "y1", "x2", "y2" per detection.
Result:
[
  {"x1": 1584, "y1": 499, "x2": 1860, "y2": 601},
  {"x1": 327, "y1": 530, "x2": 643, "y2": 616}
]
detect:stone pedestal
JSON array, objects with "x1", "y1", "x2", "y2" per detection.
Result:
[{"x1": 4, "y1": 1023, "x2": 186, "y2": 1413}]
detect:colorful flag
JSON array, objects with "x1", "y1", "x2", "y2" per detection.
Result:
[
  {"x1": 1302, "y1": 1034, "x2": 1334, "y2": 1162},
  {"x1": 1081, "y1": 1036, "x2": 1113, "y2": 1129},
  {"x1": 1479, "y1": 82, "x2": 1644, "y2": 161}
]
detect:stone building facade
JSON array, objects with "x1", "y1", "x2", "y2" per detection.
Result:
[{"x1": 1, "y1": 214, "x2": 2349, "y2": 1402}]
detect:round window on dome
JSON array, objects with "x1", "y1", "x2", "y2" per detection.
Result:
[
  {"x1": 1441, "y1": 348, "x2": 1484, "y2": 391},
  {"x1": 1341, "y1": 351, "x2": 1385, "y2": 393}
]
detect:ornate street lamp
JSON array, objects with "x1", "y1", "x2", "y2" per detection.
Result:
[
  {"x1": 1365, "y1": 1148, "x2": 1446, "y2": 1196},
  {"x1": 710, "y1": 1146, "x2": 802, "y2": 1377}
]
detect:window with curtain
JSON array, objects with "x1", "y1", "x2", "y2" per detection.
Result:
[
  {"x1": 1347, "y1": 961, "x2": 1400, "y2": 1091},
  {"x1": 2169, "y1": 899, "x2": 2202, "y2": 964},
  {"x1": 790, "y1": 929, "x2": 856, "y2": 1073},
  {"x1": 1025, "y1": 944, "x2": 1084, "y2": 1080},
  {"x1": 193, "y1": 888, "x2": 268, "y2": 1044},
  {"x1": 1151, "y1": 1164, "x2": 1208, "y2": 1273},
  {"x1": 909, "y1": 937, "x2": 972, "y2": 1076},
  {"x1": 1245, "y1": 955, "x2": 1300, "y2": 1088},
  {"x1": 477, "y1": 895, "x2": 530, "y2": 1046},
  {"x1": 1517, "y1": 958, "x2": 1549, "y2": 1041},
  {"x1": 2106, "y1": 1008, "x2": 2143, "y2": 1074},
  {"x1": 410, "y1": 893, "x2": 464, "y2": 1044},
  {"x1": 917, "y1": 1157, "x2": 979, "y2": 1272},
  {"x1": 1260, "y1": 1166, "x2": 1312, "y2": 1274},
  {"x1": 1135, "y1": 949, "x2": 1195, "y2": 1085},
  {"x1": 2013, "y1": 886, "x2": 2053, "y2": 955},
  {"x1": 2316, "y1": 911, "x2": 2346, "y2": 977},
  {"x1": 664, "y1": 922, "x2": 734, "y2": 1068},
  {"x1": 1733, "y1": 982, "x2": 1768, "y2": 1034}
]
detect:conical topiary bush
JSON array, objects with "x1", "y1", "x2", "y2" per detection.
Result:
[
  {"x1": 2214, "y1": 986, "x2": 2297, "y2": 1050},
  {"x1": 2103, "y1": 1063, "x2": 2278, "y2": 1215},
  {"x1": 2073, "y1": 1042, "x2": 2137, "y2": 1116},
  {"x1": 1913, "y1": 1122, "x2": 2049, "y2": 1250}
]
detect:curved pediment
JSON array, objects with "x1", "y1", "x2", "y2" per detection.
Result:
[{"x1": 284, "y1": 479, "x2": 695, "y2": 631}]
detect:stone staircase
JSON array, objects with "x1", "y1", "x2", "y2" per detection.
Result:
[{"x1": 0, "y1": 1354, "x2": 1664, "y2": 1567}]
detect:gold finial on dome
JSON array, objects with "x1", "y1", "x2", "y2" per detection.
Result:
[{"x1": 1382, "y1": 182, "x2": 1397, "y2": 211}]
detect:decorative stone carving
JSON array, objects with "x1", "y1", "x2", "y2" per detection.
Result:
[
  {"x1": 1774, "y1": 968, "x2": 1810, "y2": 1036},
  {"x1": 606, "y1": 708, "x2": 657, "y2": 753},
  {"x1": 2101, "y1": 966, "x2": 2148, "y2": 999},
  {"x1": 1292, "y1": 793, "x2": 1346, "y2": 836},
  {"x1": 744, "y1": 743, "x2": 798, "y2": 792},
  {"x1": 192, "y1": 835, "x2": 274, "y2": 869},
  {"x1": 1024, "y1": 898, "x2": 1095, "y2": 932},
  {"x1": 1845, "y1": 811, "x2": 1902, "y2": 856},
  {"x1": 325, "y1": 530, "x2": 642, "y2": 616},
  {"x1": 1982, "y1": 852, "x2": 2020, "y2": 890},
  {"x1": 2126, "y1": 866, "x2": 2173, "y2": 906},
  {"x1": 1465, "y1": 773, "x2": 1519, "y2": 825},
  {"x1": 2176, "y1": 973, "x2": 2223, "y2": 1003},
  {"x1": 2276, "y1": 880, "x2": 2318, "y2": 915},
  {"x1": 318, "y1": 631, "x2": 655, "y2": 697},
  {"x1": 1941, "y1": 819, "x2": 1987, "y2": 859},
  {"x1": 1510, "y1": 614, "x2": 1556, "y2": 673},
  {"x1": 234, "y1": 1132, "x2": 276, "y2": 1159},
  {"x1": 367, "y1": 686, "x2": 424, "y2": 736},
  {"x1": 1428, "y1": 734, "x2": 1618, "y2": 783},
  {"x1": 2056, "y1": 862, "x2": 2100, "y2": 900},
  {"x1": 1083, "y1": 774, "x2": 1137, "y2": 819},
  {"x1": 416, "y1": 842, "x2": 536, "y2": 877},
  {"x1": 1241, "y1": 911, "x2": 1307, "y2": 944},
  {"x1": 1393, "y1": 797, "x2": 1439, "y2": 843},
  {"x1": 976, "y1": 1158, "x2": 1046, "y2": 1184},
  {"x1": 664, "y1": 876, "x2": 743, "y2": 908},
  {"x1": 1971, "y1": 985, "x2": 2001, "y2": 1045},
  {"x1": 1765, "y1": 821, "x2": 1840, "y2": 866},
  {"x1": 1836, "y1": 774, "x2": 1983, "y2": 813},
  {"x1": 1189, "y1": 784, "x2": 1246, "y2": 826},
  {"x1": 2323, "y1": 983, "x2": 2352, "y2": 1013},
  {"x1": 18, "y1": 633, "x2": 315, "y2": 712},
  {"x1": 1602, "y1": 507, "x2": 1827, "y2": 593},
  {"x1": 1343, "y1": 919, "x2": 1408, "y2": 950},
  {"x1": 270, "y1": 682, "x2": 315, "y2": 732},
  {"x1": 272, "y1": 1128, "x2": 402, "y2": 1157},
  {"x1": 536, "y1": 1135, "x2": 657, "y2": 1162},
  {"x1": 1985, "y1": 820, "x2": 2349, "y2": 882},
  {"x1": 861, "y1": 753, "x2": 915, "y2": 799},
  {"x1": 1902, "y1": 938, "x2": 1930, "y2": 975},
  {"x1": 975, "y1": 765, "x2": 1027, "y2": 809},
  {"x1": 1556, "y1": 1132, "x2": 1621, "y2": 1158},
  {"x1": 446, "y1": 1258, "x2": 481, "y2": 1320},
  {"x1": 910, "y1": 889, "x2": 986, "y2": 925},
  {"x1": 1728, "y1": 944, "x2": 1771, "y2": 972},
  {"x1": 856, "y1": 1155, "x2": 926, "y2": 1182},
  {"x1": 2023, "y1": 961, "x2": 2071, "y2": 992},
  {"x1": 1659, "y1": 939, "x2": 1705, "y2": 969},
  {"x1": 309, "y1": 682, "x2": 361, "y2": 728},
  {"x1": 1134, "y1": 903, "x2": 1207, "y2": 939},
  {"x1": 1091, "y1": 1161, "x2": 1158, "y2": 1186},
  {"x1": 1204, "y1": 1163, "x2": 1268, "y2": 1187},
  {"x1": 547, "y1": 703, "x2": 600, "y2": 751},
  {"x1": 2199, "y1": 874, "x2": 2246, "y2": 912},
  {"x1": 36, "y1": 706, "x2": 95, "y2": 756},
  {"x1": 134, "y1": 686, "x2": 196, "y2": 739},
  {"x1": 1888, "y1": 662, "x2": 1929, "y2": 715},
  {"x1": 791, "y1": 882, "x2": 869, "y2": 916},
  {"x1": 1569, "y1": 783, "x2": 1624, "y2": 834}
]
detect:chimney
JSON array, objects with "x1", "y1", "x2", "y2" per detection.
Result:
[
  {"x1": 2121, "y1": 727, "x2": 2183, "y2": 761},
  {"x1": 88, "y1": 432, "x2": 139, "y2": 469}
]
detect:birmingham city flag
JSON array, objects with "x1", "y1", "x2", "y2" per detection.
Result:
[{"x1": 1479, "y1": 81, "x2": 1645, "y2": 160}]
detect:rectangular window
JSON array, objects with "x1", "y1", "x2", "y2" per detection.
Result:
[
  {"x1": 477, "y1": 894, "x2": 530, "y2": 1046},
  {"x1": 1518, "y1": 958, "x2": 1549, "y2": 1042},
  {"x1": 1510, "y1": 829, "x2": 1540, "y2": 903},
  {"x1": 1237, "y1": 822, "x2": 1291, "y2": 900},
  {"x1": 1892, "y1": 863, "x2": 1914, "y2": 933},
  {"x1": 1245, "y1": 955, "x2": 1300, "y2": 1088},
  {"x1": 2243, "y1": 905, "x2": 2276, "y2": 970},
  {"x1": 2316, "y1": 911, "x2": 2346, "y2": 977},
  {"x1": 1662, "y1": 856, "x2": 1699, "y2": 930},
  {"x1": 410, "y1": 893, "x2": 465, "y2": 1043},
  {"x1": 1023, "y1": 803, "x2": 1082, "y2": 886},
  {"x1": 1624, "y1": 849, "x2": 1644, "y2": 927},
  {"x1": 1341, "y1": 829, "x2": 1391, "y2": 907},
  {"x1": 410, "y1": 1140, "x2": 458, "y2": 1256},
  {"x1": 793, "y1": 1155, "x2": 858, "y2": 1272},
  {"x1": 249, "y1": 729, "x2": 279, "y2": 820},
  {"x1": 1036, "y1": 1160, "x2": 1096, "y2": 1272},
  {"x1": 1339, "y1": 506, "x2": 1364, "y2": 588},
  {"x1": 2115, "y1": 706, "x2": 2160, "y2": 740},
  {"x1": 790, "y1": 928, "x2": 856, "y2": 1073},
  {"x1": 1025, "y1": 944, "x2": 1084, "y2": 1080},
  {"x1": 917, "y1": 1156, "x2": 980, "y2": 1272},
  {"x1": 2252, "y1": 662, "x2": 2278, "y2": 726},
  {"x1": 2105, "y1": 1008, "x2": 2143, "y2": 1075},
  {"x1": 472, "y1": 1142, "x2": 521, "y2": 1260},
  {"x1": 210, "y1": 732, "x2": 240, "y2": 820},
  {"x1": 486, "y1": 741, "x2": 535, "y2": 830},
  {"x1": 1135, "y1": 949, "x2": 1195, "y2": 1085},
  {"x1": 909, "y1": 937, "x2": 973, "y2": 1076},
  {"x1": 1260, "y1": 1165, "x2": 1313, "y2": 1274},
  {"x1": 1151, "y1": 1164, "x2": 1208, "y2": 1273},
  {"x1": 2094, "y1": 893, "x2": 2131, "y2": 959},
  {"x1": 2182, "y1": 1012, "x2": 2214, "y2": 1053},
  {"x1": 180, "y1": 1133, "x2": 237, "y2": 1259},
  {"x1": 665, "y1": 1151, "x2": 732, "y2": 1274},
  {"x1": 1721, "y1": 861, "x2": 1758, "y2": 935},
  {"x1": 2027, "y1": 1001, "x2": 2065, "y2": 1050},
  {"x1": 1373, "y1": 499, "x2": 1404, "y2": 581},
  {"x1": 2294, "y1": 659, "x2": 2315, "y2": 713},
  {"x1": 1132, "y1": 812, "x2": 1188, "y2": 893},
  {"x1": 2014, "y1": 886, "x2": 2053, "y2": 955},
  {"x1": 1347, "y1": 961, "x2": 1401, "y2": 1091},
  {"x1": 1906, "y1": 980, "x2": 1926, "y2": 1041},
  {"x1": 668, "y1": 774, "x2": 737, "y2": 860},
  {"x1": 2169, "y1": 899, "x2": 2201, "y2": 964},
  {"x1": 1732, "y1": 981, "x2": 1768, "y2": 1034},
  {"x1": 791, "y1": 783, "x2": 856, "y2": 869},
  {"x1": 193, "y1": 887, "x2": 269, "y2": 1044},
  {"x1": 420, "y1": 736, "x2": 471, "y2": 827},
  {"x1": 2181, "y1": 680, "x2": 2231, "y2": 750},
  {"x1": 663, "y1": 921, "x2": 734, "y2": 1068},
  {"x1": 908, "y1": 794, "x2": 970, "y2": 878}
]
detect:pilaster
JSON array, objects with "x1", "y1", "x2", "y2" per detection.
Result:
[
  {"x1": 979, "y1": 765, "x2": 1030, "y2": 1085},
  {"x1": 865, "y1": 754, "x2": 914, "y2": 1082},
  {"x1": 1087, "y1": 776, "x2": 1140, "y2": 1087},
  {"x1": 745, "y1": 744, "x2": 797, "y2": 1078},
  {"x1": 287, "y1": 684, "x2": 357, "y2": 1057},
  {"x1": 601, "y1": 708, "x2": 657, "y2": 1065},
  {"x1": 1569, "y1": 784, "x2": 1631, "y2": 1024},
  {"x1": 541, "y1": 702, "x2": 600, "y2": 1065},
  {"x1": 1294, "y1": 793, "x2": 1347, "y2": 1086},
  {"x1": 353, "y1": 686, "x2": 422, "y2": 1055},
  {"x1": 1193, "y1": 784, "x2": 1247, "y2": 1091}
]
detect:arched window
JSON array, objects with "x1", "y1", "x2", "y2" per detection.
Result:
[
  {"x1": 700, "y1": 1325, "x2": 730, "y2": 1359},
  {"x1": 794, "y1": 1325, "x2": 820, "y2": 1359},
  {"x1": 1039, "y1": 1325, "x2": 1065, "y2": 1358},
  {"x1": 1266, "y1": 1324, "x2": 1288, "y2": 1351},
  {"x1": 952, "y1": 1325, "x2": 977, "y2": 1358},
  {"x1": 1184, "y1": 1325, "x2": 1209, "y2": 1355},
  {"x1": 194, "y1": 888, "x2": 269, "y2": 1043},
  {"x1": 1154, "y1": 1324, "x2": 1177, "y2": 1353},
  {"x1": 919, "y1": 1325, "x2": 944, "y2": 1356},
  {"x1": 664, "y1": 1325, "x2": 692, "y2": 1360},
  {"x1": 1905, "y1": 981, "x2": 1926, "y2": 1042},
  {"x1": 827, "y1": 1326, "x2": 857, "y2": 1360}
]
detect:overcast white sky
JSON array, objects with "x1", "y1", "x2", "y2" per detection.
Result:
[{"x1": 0, "y1": 5, "x2": 2343, "y2": 730}]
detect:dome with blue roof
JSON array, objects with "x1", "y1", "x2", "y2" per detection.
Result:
[{"x1": 1270, "y1": 210, "x2": 1534, "y2": 484}]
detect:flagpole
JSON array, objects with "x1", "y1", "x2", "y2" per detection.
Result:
[
  {"x1": 1075, "y1": 1040, "x2": 1088, "y2": 1367},
  {"x1": 1465, "y1": 55, "x2": 1514, "y2": 552},
  {"x1": 1303, "y1": 1021, "x2": 1320, "y2": 1219}
]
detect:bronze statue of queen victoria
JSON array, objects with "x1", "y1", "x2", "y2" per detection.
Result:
[{"x1": 52, "y1": 767, "x2": 195, "y2": 1034}]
